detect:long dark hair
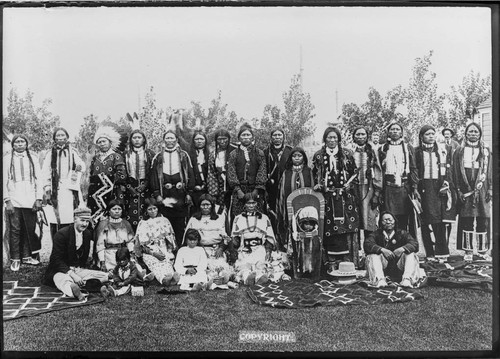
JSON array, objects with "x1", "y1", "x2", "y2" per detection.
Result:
[
  {"x1": 9, "y1": 134, "x2": 36, "y2": 183},
  {"x1": 143, "y1": 198, "x2": 159, "y2": 219},
  {"x1": 192, "y1": 193, "x2": 218, "y2": 221},
  {"x1": 106, "y1": 199, "x2": 124, "y2": 217},
  {"x1": 284, "y1": 147, "x2": 308, "y2": 170},
  {"x1": 128, "y1": 129, "x2": 148, "y2": 149},
  {"x1": 214, "y1": 129, "x2": 231, "y2": 153},
  {"x1": 184, "y1": 228, "x2": 201, "y2": 244},
  {"x1": 322, "y1": 126, "x2": 345, "y2": 162}
]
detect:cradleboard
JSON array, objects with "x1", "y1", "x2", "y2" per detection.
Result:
[{"x1": 286, "y1": 188, "x2": 325, "y2": 280}]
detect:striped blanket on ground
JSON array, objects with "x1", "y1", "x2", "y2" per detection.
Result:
[
  {"x1": 3, "y1": 281, "x2": 104, "y2": 321},
  {"x1": 247, "y1": 279, "x2": 424, "y2": 308}
]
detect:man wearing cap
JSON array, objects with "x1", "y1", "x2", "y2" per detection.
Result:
[
  {"x1": 442, "y1": 127, "x2": 460, "y2": 157},
  {"x1": 3, "y1": 134, "x2": 43, "y2": 271},
  {"x1": 364, "y1": 211, "x2": 423, "y2": 288},
  {"x1": 44, "y1": 207, "x2": 109, "y2": 301},
  {"x1": 41, "y1": 127, "x2": 86, "y2": 240},
  {"x1": 378, "y1": 122, "x2": 418, "y2": 237}
]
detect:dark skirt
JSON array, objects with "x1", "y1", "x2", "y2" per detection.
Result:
[
  {"x1": 124, "y1": 178, "x2": 150, "y2": 231},
  {"x1": 323, "y1": 190, "x2": 359, "y2": 256},
  {"x1": 382, "y1": 185, "x2": 411, "y2": 216},
  {"x1": 420, "y1": 179, "x2": 444, "y2": 225}
]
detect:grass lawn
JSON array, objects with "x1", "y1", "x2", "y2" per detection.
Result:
[{"x1": 2, "y1": 262, "x2": 493, "y2": 353}]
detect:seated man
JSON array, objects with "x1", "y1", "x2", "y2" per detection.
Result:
[
  {"x1": 44, "y1": 207, "x2": 109, "y2": 300},
  {"x1": 363, "y1": 211, "x2": 423, "y2": 288}
]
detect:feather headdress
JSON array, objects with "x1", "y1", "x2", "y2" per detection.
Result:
[{"x1": 93, "y1": 125, "x2": 122, "y2": 151}]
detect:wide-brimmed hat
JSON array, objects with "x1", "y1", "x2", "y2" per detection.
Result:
[
  {"x1": 441, "y1": 127, "x2": 455, "y2": 137},
  {"x1": 327, "y1": 261, "x2": 357, "y2": 285},
  {"x1": 328, "y1": 261, "x2": 356, "y2": 277}
]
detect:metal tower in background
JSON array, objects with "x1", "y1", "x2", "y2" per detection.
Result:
[{"x1": 299, "y1": 45, "x2": 303, "y2": 91}]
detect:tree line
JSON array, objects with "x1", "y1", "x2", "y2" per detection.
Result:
[
  {"x1": 3, "y1": 50, "x2": 491, "y2": 154},
  {"x1": 339, "y1": 50, "x2": 491, "y2": 145}
]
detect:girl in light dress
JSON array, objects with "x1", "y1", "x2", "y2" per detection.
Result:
[{"x1": 175, "y1": 228, "x2": 211, "y2": 291}]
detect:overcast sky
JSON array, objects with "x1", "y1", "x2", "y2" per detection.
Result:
[{"x1": 3, "y1": 6, "x2": 492, "y2": 139}]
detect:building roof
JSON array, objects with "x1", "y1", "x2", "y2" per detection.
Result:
[{"x1": 477, "y1": 97, "x2": 492, "y2": 110}]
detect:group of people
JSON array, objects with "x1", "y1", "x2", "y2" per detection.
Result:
[{"x1": 3, "y1": 119, "x2": 492, "y2": 298}]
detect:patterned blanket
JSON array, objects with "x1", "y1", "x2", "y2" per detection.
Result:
[
  {"x1": 3, "y1": 281, "x2": 104, "y2": 321},
  {"x1": 420, "y1": 257, "x2": 493, "y2": 292},
  {"x1": 247, "y1": 279, "x2": 424, "y2": 308}
]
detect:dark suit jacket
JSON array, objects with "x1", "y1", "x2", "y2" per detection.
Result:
[
  {"x1": 363, "y1": 228, "x2": 419, "y2": 256},
  {"x1": 44, "y1": 225, "x2": 92, "y2": 287}
]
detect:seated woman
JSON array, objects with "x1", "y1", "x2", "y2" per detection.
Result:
[
  {"x1": 231, "y1": 192, "x2": 277, "y2": 286},
  {"x1": 95, "y1": 200, "x2": 136, "y2": 276},
  {"x1": 184, "y1": 194, "x2": 234, "y2": 287},
  {"x1": 174, "y1": 228, "x2": 211, "y2": 291},
  {"x1": 134, "y1": 199, "x2": 179, "y2": 287}
]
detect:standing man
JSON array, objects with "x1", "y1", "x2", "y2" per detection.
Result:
[
  {"x1": 442, "y1": 127, "x2": 460, "y2": 157},
  {"x1": 264, "y1": 129, "x2": 292, "y2": 248},
  {"x1": 452, "y1": 122, "x2": 492, "y2": 261},
  {"x1": 207, "y1": 129, "x2": 237, "y2": 215},
  {"x1": 369, "y1": 132, "x2": 381, "y2": 152},
  {"x1": 42, "y1": 127, "x2": 86, "y2": 240},
  {"x1": 227, "y1": 124, "x2": 267, "y2": 226},
  {"x1": 150, "y1": 130, "x2": 195, "y2": 248},
  {"x1": 88, "y1": 126, "x2": 127, "y2": 225},
  {"x1": 3, "y1": 135, "x2": 43, "y2": 271},
  {"x1": 44, "y1": 207, "x2": 109, "y2": 300},
  {"x1": 414, "y1": 125, "x2": 455, "y2": 262},
  {"x1": 188, "y1": 130, "x2": 210, "y2": 211},
  {"x1": 350, "y1": 126, "x2": 383, "y2": 241},
  {"x1": 378, "y1": 123, "x2": 418, "y2": 237}
]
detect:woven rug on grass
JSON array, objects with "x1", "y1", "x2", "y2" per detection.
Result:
[
  {"x1": 247, "y1": 279, "x2": 424, "y2": 309},
  {"x1": 420, "y1": 256, "x2": 492, "y2": 292},
  {"x1": 3, "y1": 281, "x2": 105, "y2": 321}
]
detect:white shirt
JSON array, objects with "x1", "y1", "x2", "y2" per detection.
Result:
[
  {"x1": 75, "y1": 228, "x2": 83, "y2": 250},
  {"x1": 463, "y1": 146, "x2": 480, "y2": 169},
  {"x1": 163, "y1": 150, "x2": 181, "y2": 175},
  {"x1": 3, "y1": 151, "x2": 43, "y2": 208}
]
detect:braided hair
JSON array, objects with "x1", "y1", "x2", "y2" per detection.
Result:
[
  {"x1": 322, "y1": 126, "x2": 345, "y2": 163},
  {"x1": 50, "y1": 128, "x2": 73, "y2": 204},
  {"x1": 9, "y1": 134, "x2": 36, "y2": 183},
  {"x1": 213, "y1": 129, "x2": 231, "y2": 154},
  {"x1": 352, "y1": 126, "x2": 374, "y2": 181}
]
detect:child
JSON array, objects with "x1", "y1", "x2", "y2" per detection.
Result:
[
  {"x1": 174, "y1": 229, "x2": 211, "y2": 291},
  {"x1": 291, "y1": 206, "x2": 322, "y2": 279},
  {"x1": 108, "y1": 247, "x2": 144, "y2": 297}
]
